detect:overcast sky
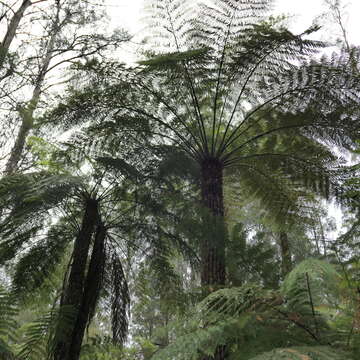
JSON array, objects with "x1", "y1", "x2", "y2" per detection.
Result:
[{"x1": 107, "y1": 0, "x2": 360, "y2": 46}]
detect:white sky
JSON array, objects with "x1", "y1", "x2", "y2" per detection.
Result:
[{"x1": 107, "y1": 0, "x2": 360, "y2": 45}]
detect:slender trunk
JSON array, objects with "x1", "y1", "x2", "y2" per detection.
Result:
[
  {"x1": 312, "y1": 229, "x2": 321, "y2": 256},
  {"x1": 318, "y1": 218, "x2": 327, "y2": 257},
  {"x1": 54, "y1": 198, "x2": 99, "y2": 360},
  {"x1": 279, "y1": 231, "x2": 292, "y2": 279},
  {"x1": 67, "y1": 223, "x2": 106, "y2": 360},
  {"x1": 0, "y1": 0, "x2": 32, "y2": 67},
  {"x1": 200, "y1": 158, "x2": 226, "y2": 360},
  {"x1": 4, "y1": 3, "x2": 59, "y2": 175}
]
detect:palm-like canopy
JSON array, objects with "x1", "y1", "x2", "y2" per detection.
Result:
[
  {"x1": 135, "y1": 0, "x2": 359, "y2": 292},
  {"x1": 137, "y1": 0, "x2": 358, "y2": 162},
  {"x1": 48, "y1": 0, "x2": 359, "y2": 298},
  {"x1": 0, "y1": 170, "x2": 131, "y2": 351},
  {"x1": 0, "y1": 145, "x2": 199, "y2": 360}
]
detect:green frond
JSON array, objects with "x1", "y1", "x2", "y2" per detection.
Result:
[
  {"x1": 138, "y1": 48, "x2": 210, "y2": 68},
  {"x1": 0, "y1": 287, "x2": 18, "y2": 358},
  {"x1": 17, "y1": 306, "x2": 76, "y2": 360},
  {"x1": 281, "y1": 259, "x2": 342, "y2": 344},
  {"x1": 12, "y1": 222, "x2": 74, "y2": 302},
  {"x1": 153, "y1": 145, "x2": 200, "y2": 182},
  {"x1": 0, "y1": 173, "x2": 82, "y2": 266},
  {"x1": 248, "y1": 346, "x2": 352, "y2": 360},
  {"x1": 103, "y1": 253, "x2": 130, "y2": 345},
  {"x1": 227, "y1": 225, "x2": 280, "y2": 287},
  {"x1": 152, "y1": 284, "x2": 272, "y2": 360},
  {"x1": 151, "y1": 316, "x2": 247, "y2": 360},
  {"x1": 282, "y1": 259, "x2": 340, "y2": 302},
  {"x1": 0, "y1": 172, "x2": 82, "y2": 217},
  {"x1": 96, "y1": 157, "x2": 142, "y2": 181},
  {"x1": 80, "y1": 336, "x2": 123, "y2": 360}
]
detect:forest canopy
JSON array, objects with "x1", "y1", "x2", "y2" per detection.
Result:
[{"x1": 0, "y1": 0, "x2": 360, "y2": 360}]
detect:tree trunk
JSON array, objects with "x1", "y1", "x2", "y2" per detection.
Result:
[
  {"x1": 318, "y1": 218, "x2": 327, "y2": 258},
  {"x1": 200, "y1": 157, "x2": 226, "y2": 289},
  {"x1": 4, "y1": 106, "x2": 34, "y2": 174},
  {"x1": 279, "y1": 231, "x2": 292, "y2": 279},
  {"x1": 4, "y1": 2, "x2": 59, "y2": 175},
  {"x1": 200, "y1": 157, "x2": 227, "y2": 360},
  {"x1": 54, "y1": 198, "x2": 99, "y2": 360},
  {"x1": 0, "y1": 0, "x2": 32, "y2": 67},
  {"x1": 67, "y1": 223, "x2": 106, "y2": 360}
]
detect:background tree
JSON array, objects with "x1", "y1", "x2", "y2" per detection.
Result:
[{"x1": 0, "y1": 0, "x2": 129, "y2": 175}]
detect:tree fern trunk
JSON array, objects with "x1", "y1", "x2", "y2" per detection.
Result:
[
  {"x1": 279, "y1": 231, "x2": 292, "y2": 279},
  {"x1": 67, "y1": 223, "x2": 106, "y2": 360},
  {"x1": 54, "y1": 198, "x2": 99, "y2": 360},
  {"x1": 200, "y1": 157, "x2": 226, "y2": 289},
  {"x1": 201, "y1": 157, "x2": 226, "y2": 360}
]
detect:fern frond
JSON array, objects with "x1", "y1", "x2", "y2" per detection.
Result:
[
  {"x1": 12, "y1": 222, "x2": 74, "y2": 302},
  {"x1": 17, "y1": 306, "x2": 76, "y2": 360},
  {"x1": 0, "y1": 287, "x2": 18, "y2": 358},
  {"x1": 282, "y1": 259, "x2": 340, "y2": 304},
  {"x1": 248, "y1": 346, "x2": 352, "y2": 359},
  {"x1": 80, "y1": 336, "x2": 123, "y2": 360},
  {"x1": 103, "y1": 252, "x2": 130, "y2": 345}
]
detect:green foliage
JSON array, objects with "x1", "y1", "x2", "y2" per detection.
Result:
[
  {"x1": 282, "y1": 259, "x2": 341, "y2": 303},
  {"x1": 0, "y1": 173, "x2": 81, "y2": 268},
  {"x1": 80, "y1": 336, "x2": 123, "y2": 360},
  {"x1": 17, "y1": 306, "x2": 76, "y2": 360},
  {"x1": 27, "y1": 136, "x2": 65, "y2": 173},
  {"x1": 0, "y1": 287, "x2": 17, "y2": 359},
  {"x1": 227, "y1": 224, "x2": 280, "y2": 288},
  {"x1": 248, "y1": 346, "x2": 351, "y2": 359},
  {"x1": 0, "y1": 1, "x2": 359, "y2": 360},
  {"x1": 12, "y1": 222, "x2": 74, "y2": 302},
  {"x1": 150, "y1": 259, "x2": 356, "y2": 360},
  {"x1": 150, "y1": 284, "x2": 267, "y2": 360}
]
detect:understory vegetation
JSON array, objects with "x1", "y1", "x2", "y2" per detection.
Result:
[{"x1": 0, "y1": 0, "x2": 360, "y2": 359}]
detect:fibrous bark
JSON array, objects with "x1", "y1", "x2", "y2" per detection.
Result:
[
  {"x1": 67, "y1": 223, "x2": 106, "y2": 360},
  {"x1": 200, "y1": 157, "x2": 226, "y2": 288},
  {"x1": 200, "y1": 157, "x2": 227, "y2": 360},
  {"x1": 54, "y1": 198, "x2": 99, "y2": 360}
]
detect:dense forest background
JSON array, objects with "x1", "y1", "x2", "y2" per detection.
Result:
[{"x1": 0, "y1": 0, "x2": 360, "y2": 359}]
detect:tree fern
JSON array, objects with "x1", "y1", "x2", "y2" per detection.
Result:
[
  {"x1": 47, "y1": 2, "x2": 360, "y2": 312},
  {"x1": 29, "y1": 3, "x2": 360, "y2": 359}
]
